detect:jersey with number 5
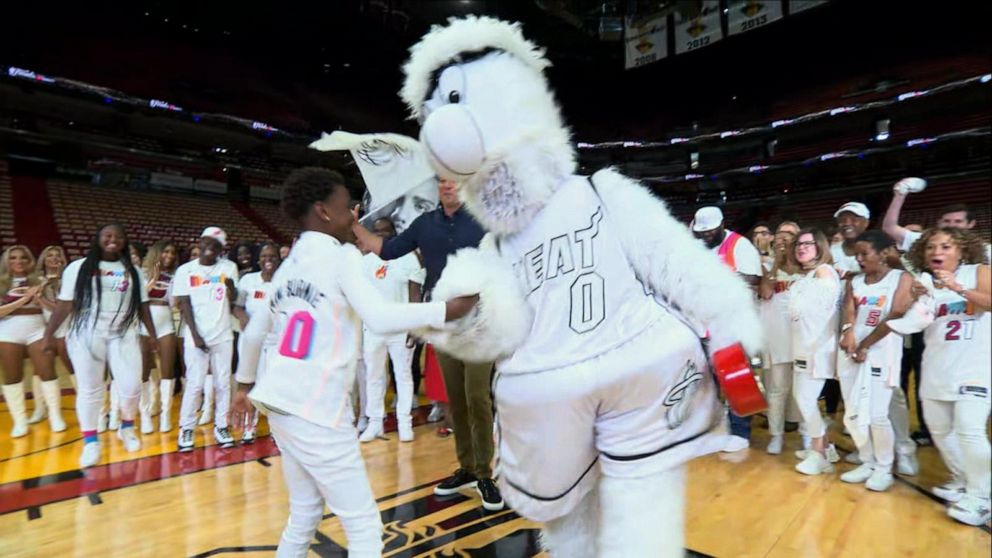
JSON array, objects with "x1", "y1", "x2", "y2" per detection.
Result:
[
  {"x1": 494, "y1": 176, "x2": 663, "y2": 374},
  {"x1": 921, "y1": 264, "x2": 990, "y2": 401}
]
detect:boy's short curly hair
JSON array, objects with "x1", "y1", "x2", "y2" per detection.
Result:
[{"x1": 281, "y1": 167, "x2": 347, "y2": 222}]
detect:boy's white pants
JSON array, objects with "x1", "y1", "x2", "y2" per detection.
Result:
[
  {"x1": 361, "y1": 332, "x2": 414, "y2": 423},
  {"x1": 268, "y1": 413, "x2": 383, "y2": 558},
  {"x1": 179, "y1": 340, "x2": 233, "y2": 430},
  {"x1": 68, "y1": 331, "x2": 142, "y2": 431}
]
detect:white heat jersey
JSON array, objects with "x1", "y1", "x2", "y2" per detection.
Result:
[
  {"x1": 850, "y1": 270, "x2": 904, "y2": 386},
  {"x1": 238, "y1": 272, "x2": 275, "y2": 320},
  {"x1": 237, "y1": 231, "x2": 445, "y2": 428},
  {"x1": 921, "y1": 264, "x2": 991, "y2": 401},
  {"x1": 495, "y1": 176, "x2": 662, "y2": 374}
]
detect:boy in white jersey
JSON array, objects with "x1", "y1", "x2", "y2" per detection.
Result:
[
  {"x1": 357, "y1": 217, "x2": 424, "y2": 443},
  {"x1": 838, "y1": 231, "x2": 915, "y2": 492},
  {"x1": 906, "y1": 227, "x2": 991, "y2": 526},
  {"x1": 173, "y1": 226, "x2": 239, "y2": 451},
  {"x1": 231, "y1": 168, "x2": 477, "y2": 558}
]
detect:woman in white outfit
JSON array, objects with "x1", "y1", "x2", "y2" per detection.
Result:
[
  {"x1": 43, "y1": 224, "x2": 159, "y2": 468},
  {"x1": 759, "y1": 222, "x2": 802, "y2": 454},
  {"x1": 232, "y1": 242, "x2": 281, "y2": 443},
  {"x1": 31, "y1": 245, "x2": 75, "y2": 425},
  {"x1": 230, "y1": 168, "x2": 478, "y2": 558},
  {"x1": 0, "y1": 245, "x2": 63, "y2": 436},
  {"x1": 140, "y1": 241, "x2": 179, "y2": 433},
  {"x1": 837, "y1": 231, "x2": 915, "y2": 491},
  {"x1": 907, "y1": 227, "x2": 991, "y2": 526},
  {"x1": 789, "y1": 229, "x2": 842, "y2": 475}
]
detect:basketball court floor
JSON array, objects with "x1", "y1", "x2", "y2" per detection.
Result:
[{"x1": 1, "y1": 387, "x2": 989, "y2": 557}]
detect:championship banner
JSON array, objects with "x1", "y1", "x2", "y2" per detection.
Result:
[
  {"x1": 789, "y1": 0, "x2": 829, "y2": 15},
  {"x1": 727, "y1": 0, "x2": 784, "y2": 36},
  {"x1": 674, "y1": 2, "x2": 723, "y2": 55},
  {"x1": 310, "y1": 131, "x2": 437, "y2": 233},
  {"x1": 624, "y1": 15, "x2": 668, "y2": 69}
]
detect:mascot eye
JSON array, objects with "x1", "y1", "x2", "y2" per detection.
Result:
[{"x1": 447, "y1": 90, "x2": 461, "y2": 103}]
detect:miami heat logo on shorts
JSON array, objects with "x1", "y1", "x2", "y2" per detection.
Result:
[{"x1": 663, "y1": 361, "x2": 703, "y2": 429}]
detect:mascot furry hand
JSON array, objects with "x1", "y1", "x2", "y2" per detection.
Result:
[{"x1": 404, "y1": 17, "x2": 763, "y2": 558}]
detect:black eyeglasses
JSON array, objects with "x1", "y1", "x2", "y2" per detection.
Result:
[{"x1": 797, "y1": 241, "x2": 817, "y2": 247}]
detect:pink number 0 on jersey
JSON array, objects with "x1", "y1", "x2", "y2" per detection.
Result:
[{"x1": 279, "y1": 311, "x2": 316, "y2": 359}]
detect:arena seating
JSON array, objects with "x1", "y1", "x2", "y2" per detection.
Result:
[
  {"x1": 47, "y1": 180, "x2": 271, "y2": 259},
  {"x1": 250, "y1": 201, "x2": 297, "y2": 241},
  {"x1": 0, "y1": 162, "x2": 15, "y2": 248}
]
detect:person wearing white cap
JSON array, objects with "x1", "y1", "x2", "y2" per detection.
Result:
[
  {"x1": 172, "y1": 226, "x2": 240, "y2": 452},
  {"x1": 831, "y1": 202, "x2": 871, "y2": 277},
  {"x1": 692, "y1": 206, "x2": 763, "y2": 452}
]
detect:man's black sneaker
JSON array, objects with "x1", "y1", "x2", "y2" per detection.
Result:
[
  {"x1": 476, "y1": 478, "x2": 505, "y2": 511},
  {"x1": 434, "y1": 469, "x2": 478, "y2": 496}
]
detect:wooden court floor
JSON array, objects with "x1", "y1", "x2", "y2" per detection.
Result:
[{"x1": 1, "y1": 389, "x2": 989, "y2": 557}]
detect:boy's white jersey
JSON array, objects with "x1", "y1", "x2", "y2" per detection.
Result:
[
  {"x1": 236, "y1": 231, "x2": 445, "y2": 428},
  {"x1": 494, "y1": 176, "x2": 664, "y2": 374},
  {"x1": 921, "y1": 264, "x2": 991, "y2": 401},
  {"x1": 850, "y1": 270, "x2": 904, "y2": 385}
]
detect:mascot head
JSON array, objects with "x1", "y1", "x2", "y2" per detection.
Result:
[{"x1": 401, "y1": 16, "x2": 577, "y2": 236}]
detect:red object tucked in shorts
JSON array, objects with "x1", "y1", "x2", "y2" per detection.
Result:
[{"x1": 423, "y1": 344, "x2": 448, "y2": 403}]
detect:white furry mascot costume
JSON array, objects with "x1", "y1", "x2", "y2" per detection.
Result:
[{"x1": 403, "y1": 17, "x2": 763, "y2": 557}]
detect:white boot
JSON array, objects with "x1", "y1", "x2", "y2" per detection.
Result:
[
  {"x1": 599, "y1": 468, "x2": 685, "y2": 557},
  {"x1": 398, "y1": 418, "x2": 415, "y2": 443},
  {"x1": 2, "y1": 383, "x2": 29, "y2": 438},
  {"x1": 139, "y1": 381, "x2": 154, "y2": 435},
  {"x1": 198, "y1": 378, "x2": 214, "y2": 426},
  {"x1": 41, "y1": 379, "x2": 66, "y2": 432},
  {"x1": 148, "y1": 375, "x2": 161, "y2": 416},
  {"x1": 159, "y1": 379, "x2": 174, "y2": 433},
  {"x1": 359, "y1": 419, "x2": 385, "y2": 443},
  {"x1": 541, "y1": 486, "x2": 599, "y2": 558},
  {"x1": 28, "y1": 375, "x2": 47, "y2": 424},
  {"x1": 108, "y1": 381, "x2": 121, "y2": 430}
]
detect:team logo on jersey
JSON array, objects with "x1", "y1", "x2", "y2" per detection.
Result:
[
  {"x1": 253, "y1": 290, "x2": 266, "y2": 299},
  {"x1": 189, "y1": 273, "x2": 228, "y2": 288},
  {"x1": 857, "y1": 295, "x2": 887, "y2": 308},
  {"x1": 375, "y1": 264, "x2": 388, "y2": 279},
  {"x1": 663, "y1": 361, "x2": 704, "y2": 429},
  {"x1": 937, "y1": 300, "x2": 974, "y2": 317}
]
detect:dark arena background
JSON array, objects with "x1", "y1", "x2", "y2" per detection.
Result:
[{"x1": 0, "y1": 1, "x2": 989, "y2": 557}]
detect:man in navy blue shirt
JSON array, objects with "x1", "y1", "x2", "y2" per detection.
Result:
[{"x1": 352, "y1": 178, "x2": 505, "y2": 512}]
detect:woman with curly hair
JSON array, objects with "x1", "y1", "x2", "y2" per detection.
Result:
[
  {"x1": 140, "y1": 240, "x2": 180, "y2": 433},
  {"x1": 31, "y1": 245, "x2": 75, "y2": 425},
  {"x1": 907, "y1": 227, "x2": 990, "y2": 526}
]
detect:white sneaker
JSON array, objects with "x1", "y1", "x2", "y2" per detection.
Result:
[
  {"x1": 97, "y1": 413, "x2": 108, "y2": 433},
  {"x1": 427, "y1": 404, "x2": 444, "y2": 423},
  {"x1": 721, "y1": 435, "x2": 750, "y2": 453},
  {"x1": 796, "y1": 451, "x2": 834, "y2": 475},
  {"x1": 896, "y1": 452, "x2": 919, "y2": 476},
  {"x1": 398, "y1": 422, "x2": 414, "y2": 443},
  {"x1": 841, "y1": 463, "x2": 875, "y2": 484},
  {"x1": 866, "y1": 469, "x2": 894, "y2": 492},
  {"x1": 242, "y1": 428, "x2": 256, "y2": 444},
  {"x1": 932, "y1": 481, "x2": 966, "y2": 503},
  {"x1": 117, "y1": 427, "x2": 141, "y2": 452},
  {"x1": 359, "y1": 420, "x2": 384, "y2": 443},
  {"x1": 948, "y1": 495, "x2": 992, "y2": 527},
  {"x1": 178, "y1": 428, "x2": 195, "y2": 452},
  {"x1": 766, "y1": 435, "x2": 784, "y2": 455},
  {"x1": 845, "y1": 451, "x2": 862, "y2": 465},
  {"x1": 795, "y1": 444, "x2": 840, "y2": 463},
  {"x1": 79, "y1": 441, "x2": 101, "y2": 468},
  {"x1": 214, "y1": 426, "x2": 235, "y2": 448}
]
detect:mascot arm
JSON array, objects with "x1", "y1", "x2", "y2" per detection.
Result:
[
  {"x1": 592, "y1": 168, "x2": 764, "y2": 356},
  {"x1": 414, "y1": 234, "x2": 533, "y2": 363}
]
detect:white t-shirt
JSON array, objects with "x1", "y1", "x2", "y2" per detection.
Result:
[
  {"x1": 899, "y1": 229, "x2": 992, "y2": 262},
  {"x1": 362, "y1": 252, "x2": 423, "y2": 304},
  {"x1": 830, "y1": 243, "x2": 861, "y2": 276},
  {"x1": 59, "y1": 259, "x2": 149, "y2": 335},
  {"x1": 237, "y1": 272, "x2": 276, "y2": 320},
  {"x1": 712, "y1": 231, "x2": 762, "y2": 277},
  {"x1": 172, "y1": 259, "x2": 239, "y2": 345}
]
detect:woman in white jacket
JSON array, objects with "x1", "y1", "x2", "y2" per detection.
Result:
[
  {"x1": 789, "y1": 229, "x2": 842, "y2": 475},
  {"x1": 230, "y1": 168, "x2": 478, "y2": 558}
]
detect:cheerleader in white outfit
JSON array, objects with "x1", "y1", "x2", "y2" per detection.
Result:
[
  {"x1": 789, "y1": 229, "x2": 842, "y2": 475},
  {"x1": 837, "y1": 231, "x2": 915, "y2": 491},
  {"x1": 140, "y1": 241, "x2": 180, "y2": 433},
  {"x1": 907, "y1": 227, "x2": 991, "y2": 526},
  {"x1": 1, "y1": 245, "x2": 63, "y2": 436},
  {"x1": 230, "y1": 168, "x2": 477, "y2": 558},
  {"x1": 758, "y1": 222, "x2": 803, "y2": 454},
  {"x1": 43, "y1": 224, "x2": 159, "y2": 468},
  {"x1": 232, "y1": 242, "x2": 281, "y2": 443},
  {"x1": 31, "y1": 245, "x2": 75, "y2": 425}
]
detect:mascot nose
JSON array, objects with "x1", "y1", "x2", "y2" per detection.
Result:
[{"x1": 420, "y1": 104, "x2": 486, "y2": 179}]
